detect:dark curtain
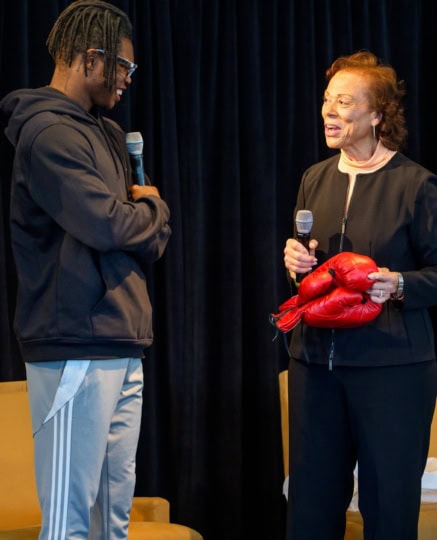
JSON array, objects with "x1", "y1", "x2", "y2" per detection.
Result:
[{"x1": 2, "y1": 1, "x2": 437, "y2": 539}]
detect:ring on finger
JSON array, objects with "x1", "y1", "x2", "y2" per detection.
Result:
[{"x1": 379, "y1": 290, "x2": 383, "y2": 298}]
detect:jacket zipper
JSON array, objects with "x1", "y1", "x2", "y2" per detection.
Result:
[{"x1": 328, "y1": 179, "x2": 351, "y2": 370}]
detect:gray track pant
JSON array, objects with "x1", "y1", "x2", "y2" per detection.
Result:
[{"x1": 26, "y1": 358, "x2": 143, "y2": 540}]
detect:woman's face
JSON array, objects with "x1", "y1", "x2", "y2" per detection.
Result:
[{"x1": 322, "y1": 70, "x2": 379, "y2": 159}]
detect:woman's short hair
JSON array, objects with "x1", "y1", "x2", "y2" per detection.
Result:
[{"x1": 326, "y1": 50, "x2": 407, "y2": 151}]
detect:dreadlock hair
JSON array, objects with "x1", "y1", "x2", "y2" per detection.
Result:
[{"x1": 46, "y1": 0, "x2": 133, "y2": 90}]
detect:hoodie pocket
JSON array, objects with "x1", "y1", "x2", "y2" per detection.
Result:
[{"x1": 90, "y1": 251, "x2": 152, "y2": 340}]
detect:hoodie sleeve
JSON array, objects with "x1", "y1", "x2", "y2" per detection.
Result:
[{"x1": 22, "y1": 120, "x2": 171, "y2": 263}]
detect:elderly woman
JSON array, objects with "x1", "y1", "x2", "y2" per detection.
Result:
[{"x1": 283, "y1": 50, "x2": 437, "y2": 540}]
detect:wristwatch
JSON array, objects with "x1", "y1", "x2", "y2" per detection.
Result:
[{"x1": 391, "y1": 272, "x2": 404, "y2": 301}]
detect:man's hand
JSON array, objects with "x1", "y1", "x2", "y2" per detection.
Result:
[{"x1": 129, "y1": 184, "x2": 162, "y2": 201}]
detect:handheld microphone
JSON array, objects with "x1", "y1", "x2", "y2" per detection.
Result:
[
  {"x1": 295, "y1": 209, "x2": 313, "y2": 284},
  {"x1": 125, "y1": 131, "x2": 150, "y2": 185}
]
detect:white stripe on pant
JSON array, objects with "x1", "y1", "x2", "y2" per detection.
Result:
[
  {"x1": 26, "y1": 358, "x2": 143, "y2": 540},
  {"x1": 47, "y1": 399, "x2": 73, "y2": 540}
]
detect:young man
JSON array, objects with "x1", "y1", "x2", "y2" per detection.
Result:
[{"x1": 0, "y1": 1, "x2": 171, "y2": 538}]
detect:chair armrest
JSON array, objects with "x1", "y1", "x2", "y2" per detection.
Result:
[{"x1": 130, "y1": 497, "x2": 170, "y2": 523}]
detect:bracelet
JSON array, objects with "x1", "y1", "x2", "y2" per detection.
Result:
[{"x1": 391, "y1": 272, "x2": 404, "y2": 301}]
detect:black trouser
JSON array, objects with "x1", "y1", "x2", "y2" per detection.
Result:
[{"x1": 286, "y1": 358, "x2": 437, "y2": 540}]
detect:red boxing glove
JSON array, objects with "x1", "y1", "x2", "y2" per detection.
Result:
[{"x1": 270, "y1": 252, "x2": 382, "y2": 333}]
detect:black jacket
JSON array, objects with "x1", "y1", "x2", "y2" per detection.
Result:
[
  {"x1": 290, "y1": 152, "x2": 437, "y2": 367},
  {"x1": 0, "y1": 87, "x2": 171, "y2": 362}
]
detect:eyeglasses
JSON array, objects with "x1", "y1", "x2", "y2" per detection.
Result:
[{"x1": 92, "y1": 48, "x2": 138, "y2": 78}]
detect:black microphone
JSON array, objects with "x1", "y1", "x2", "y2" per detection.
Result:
[
  {"x1": 125, "y1": 131, "x2": 150, "y2": 185},
  {"x1": 295, "y1": 209, "x2": 313, "y2": 284}
]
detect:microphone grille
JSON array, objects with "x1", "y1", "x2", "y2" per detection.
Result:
[
  {"x1": 295, "y1": 209, "x2": 313, "y2": 234},
  {"x1": 126, "y1": 131, "x2": 143, "y2": 155}
]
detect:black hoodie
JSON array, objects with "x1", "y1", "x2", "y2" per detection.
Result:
[{"x1": 0, "y1": 86, "x2": 171, "y2": 362}]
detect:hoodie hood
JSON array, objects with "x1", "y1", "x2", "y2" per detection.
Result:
[{"x1": 0, "y1": 86, "x2": 96, "y2": 148}]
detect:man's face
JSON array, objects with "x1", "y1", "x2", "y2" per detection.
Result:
[{"x1": 86, "y1": 38, "x2": 136, "y2": 110}]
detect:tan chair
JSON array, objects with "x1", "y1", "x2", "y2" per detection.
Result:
[
  {"x1": 278, "y1": 369, "x2": 437, "y2": 540},
  {"x1": 0, "y1": 380, "x2": 203, "y2": 540}
]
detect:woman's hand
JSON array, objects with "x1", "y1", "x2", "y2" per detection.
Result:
[
  {"x1": 284, "y1": 238, "x2": 318, "y2": 279},
  {"x1": 367, "y1": 267, "x2": 401, "y2": 303}
]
